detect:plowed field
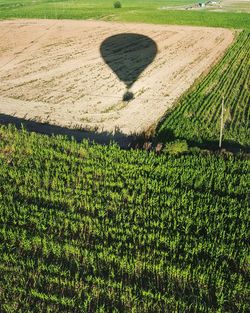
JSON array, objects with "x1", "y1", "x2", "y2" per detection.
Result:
[{"x1": 0, "y1": 19, "x2": 234, "y2": 135}]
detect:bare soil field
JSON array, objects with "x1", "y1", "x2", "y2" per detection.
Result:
[
  {"x1": 0, "y1": 19, "x2": 234, "y2": 136},
  {"x1": 222, "y1": 0, "x2": 250, "y2": 13}
]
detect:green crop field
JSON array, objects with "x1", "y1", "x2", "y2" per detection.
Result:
[
  {"x1": 0, "y1": 126, "x2": 249, "y2": 312},
  {"x1": 0, "y1": 0, "x2": 249, "y2": 30},
  {"x1": 156, "y1": 30, "x2": 250, "y2": 149},
  {"x1": 0, "y1": 1, "x2": 249, "y2": 312}
]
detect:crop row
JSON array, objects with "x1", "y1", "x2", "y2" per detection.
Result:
[
  {"x1": 157, "y1": 31, "x2": 250, "y2": 148},
  {"x1": 0, "y1": 125, "x2": 249, "y2": 312}
]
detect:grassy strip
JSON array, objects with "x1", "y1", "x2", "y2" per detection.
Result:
[{"x1": 0, "y1": 0, "x2": 249, "y2": 30}]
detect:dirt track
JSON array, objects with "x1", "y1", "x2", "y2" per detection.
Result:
[{"x1": 0, "y1": 19, "x2": 234, "y2": 136}]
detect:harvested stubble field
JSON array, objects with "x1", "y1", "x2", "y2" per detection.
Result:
[
  {"x1": 0, "y1": 19, "x2": 234, "y2": 136},
  {"x1": 222, "y1": 0, "x2": 250, "y2": 13}
]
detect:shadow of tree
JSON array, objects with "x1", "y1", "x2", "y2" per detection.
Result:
[{"x1": 154, "y1": 127, "x2": 249, "y2": 154}]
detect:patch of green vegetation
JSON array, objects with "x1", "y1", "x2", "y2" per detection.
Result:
[
  {"x1": 0, "y1": 0, "x2": 249, "y2": 30},
  {"x1": 0, "y1": 2, "x2": 249, "y2": 311},
  {"x1": 156, "y1": 30, "x2": 250, "y2": 149},
  {"x1": 0, "y1": 125, "x2": 249, "y2": 312},
  {"x1": 113, "y1": 1, "x2": 122, "y2": 9},
  {"x1": 164, "y1": 140, "x2": 189, "y2": 155}
]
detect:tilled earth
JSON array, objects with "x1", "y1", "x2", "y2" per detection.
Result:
[{"x1": 0, "y1": 19, "x2": 234, "y2": 136}]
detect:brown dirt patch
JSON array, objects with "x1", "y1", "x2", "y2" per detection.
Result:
[
  {"x1": 0, "y1": 19, "x2": 234, "y2": 136},
  {"x1": 222, "y1": 0, "x2": 250, "y2": 12}
]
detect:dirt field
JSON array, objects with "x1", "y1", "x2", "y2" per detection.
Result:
[
  {"x1": 222, "y1": 0, "x2": 250, "y2": 12},
  {"x1": 0, "y1": 19, "x2": 234, "y2": 136}
]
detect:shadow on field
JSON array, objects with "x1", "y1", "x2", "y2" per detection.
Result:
[
  {"x1": 154, "y1": 127, "x2": 249, "y2": 154},
  {"x1": 100, "y1": 33, "x2": 157, "y2": 101},
  {"x1": 0, "y1": 113, "x2": 141, "y2": 148},
  {"x1": 0, "y1": 114, "x2": 248, "y2": 153}
]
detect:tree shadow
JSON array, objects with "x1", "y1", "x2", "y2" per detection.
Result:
[
  {"x1": 154, "y1": 127, "x2": 249, "y2": 154},
  {"x1": 100, "y1": 33, "x2": 157, "y2": 101}
]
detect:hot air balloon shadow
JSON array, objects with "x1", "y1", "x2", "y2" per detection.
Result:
[{"x1": 100, "y1": 33, "x2": 157, "y2": 101}]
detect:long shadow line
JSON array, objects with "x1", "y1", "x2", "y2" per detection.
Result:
[
  {"x1": 0, "y1": 113, "x2": 249, "y2": 153},
  {"x1": 0, "y1": 113, "x2": 138, "y2": 148}
]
